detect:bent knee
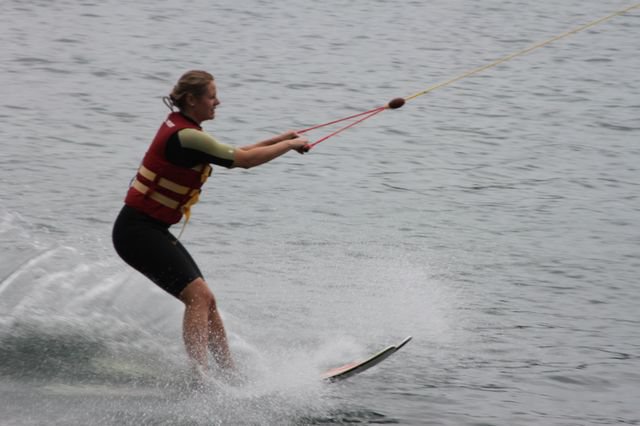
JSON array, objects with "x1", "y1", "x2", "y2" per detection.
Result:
[{"x1": 179, "y1": 278, "x2": 217, "y2": 309}]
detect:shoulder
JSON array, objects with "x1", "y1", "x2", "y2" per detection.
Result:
[
  {"x1": 177, "y1": 128, "x2": 217, "y2": 145},
  {"x1": 177, "y1": 128, "x2": 235, "y2": 160}
]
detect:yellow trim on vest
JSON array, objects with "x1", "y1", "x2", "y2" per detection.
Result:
[
  {"x1": 175, "y1": 165, "x2": 210, "y2": 239},
  {"x1": 194, "y1": 164, "x2": 212, "y2": 183},
  {"x1": 138, "y1": 165, "x2": 192, "y2": 195},
  {"x1": 132, "y1": 164, "x2": 211, "y2": 210},
  {"x1": 132, "y1": 179, "x2": 185, "y2": 210},
  {"x1": 132, "y1": 163, "x2": 212, "y2": 238}
]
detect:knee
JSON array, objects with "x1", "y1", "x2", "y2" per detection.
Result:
[
  {"x1": 202, "y1": 289, "x2": 217, "y2": 311},
  {"x1": 179, "y1": 278, "x2": 217, "y2": 310}
]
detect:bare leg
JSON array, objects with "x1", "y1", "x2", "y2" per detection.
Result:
[
  {"x1": 179, "y1": 278, "x2": 234, "y2": 375},
  {"x1": 208, "y1": 304, "x2": 235, "y2": 370}
]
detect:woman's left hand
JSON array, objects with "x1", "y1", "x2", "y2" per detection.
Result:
[{"x1": 280, "y1": 130, "x2": 300, "y2": 141}]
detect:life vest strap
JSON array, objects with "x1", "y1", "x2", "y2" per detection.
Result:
[
  {"x1": 138, "y1": 165, "x2": 192, "y2": 195},
  {"x1": 198, "y1": 164, "x2": 212, "y2": 182},
  {"x1": 130, "y1": 163, "x2": 211, "y2": 239},
  {"x1": 132, "y1": 179, "x2": 181, "y2": 209}
]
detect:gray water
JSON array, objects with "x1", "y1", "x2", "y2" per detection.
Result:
[{"x1": 1, "y1": 0, "x2": 639, "y2": 424}]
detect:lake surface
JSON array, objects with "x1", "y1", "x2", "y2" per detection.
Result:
[{"x1": 1, "y1": 0, "x2": 639, "y2": 424}]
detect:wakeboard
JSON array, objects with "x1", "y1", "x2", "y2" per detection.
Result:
[{"x1": 321, "y1": 336, "x2": 412, "y2": 382}]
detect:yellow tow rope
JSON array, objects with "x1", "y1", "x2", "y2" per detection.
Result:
[
  {"x1": 403, "y1": 3, "x2": 640, "y2": 102},
  {"x1": 303, "y1": 4, "x2": 639, "y2": 149}
]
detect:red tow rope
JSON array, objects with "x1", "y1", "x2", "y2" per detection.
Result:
[{"x1": 298, "y1": 98, "x2": 405, "y2": 149}]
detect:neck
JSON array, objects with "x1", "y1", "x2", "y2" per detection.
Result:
[{"x1": 179, "y1": 110, "x2": 201, "y2": 125}]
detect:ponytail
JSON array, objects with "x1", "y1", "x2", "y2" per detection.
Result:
[{"x1": 164, "y1": 70, "x2": 214, "y2": 111}]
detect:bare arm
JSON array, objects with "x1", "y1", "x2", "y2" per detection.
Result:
[
  {"x1": 239, "y1": 130, "x2": 299, "y2": 150},
  {"x1": 232, "y1": 136, "x2": 309, "y2": 169}
]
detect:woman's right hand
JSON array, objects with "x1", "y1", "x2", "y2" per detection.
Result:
[{"x1": 289, "y1": 137, "x2": 310, "y2": 154}]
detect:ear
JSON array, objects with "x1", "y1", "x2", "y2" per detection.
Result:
[{"x1": 186, "y1": 92, "x2": 197, "y2": 107}]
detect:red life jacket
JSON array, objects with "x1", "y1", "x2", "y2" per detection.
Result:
[{"x1": 124, "y1": 112, "x2": 212, "y2": 225}]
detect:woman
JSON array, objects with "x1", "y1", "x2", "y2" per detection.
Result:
[{"x1": 112, "y1": 70, "x2": 309, "y2": 381}]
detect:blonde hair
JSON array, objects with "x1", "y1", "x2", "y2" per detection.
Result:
[{"x1": 163, "y1": 70, "x2": 214, "y2": 111}]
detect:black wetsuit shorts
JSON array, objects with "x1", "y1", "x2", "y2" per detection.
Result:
[{"x1": 112, "y1": 205, "x2": 202, "y2": 297}]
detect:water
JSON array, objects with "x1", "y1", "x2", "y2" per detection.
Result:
[{"x1": 1, "y1": 0, "x2": 639, "y2": 424}]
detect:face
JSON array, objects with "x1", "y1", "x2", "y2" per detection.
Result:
[{"x1": 189, "y1": 80, "x2": 220, "y2": 123}]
